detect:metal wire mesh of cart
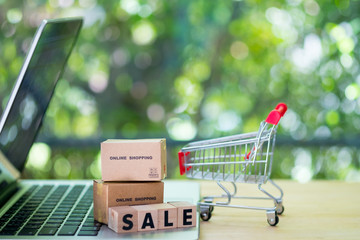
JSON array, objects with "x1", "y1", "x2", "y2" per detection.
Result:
[{"x1": 178, "y1": 121, "x2": 277, "y2": 184}]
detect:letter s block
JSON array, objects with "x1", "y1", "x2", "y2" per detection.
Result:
[
  {"x1": 168, "y1": 201, "x2": 196, "y2": 228},
  {"x1": 151, "y1": 203, "x2": 177, "y2": 230},
  {"x1": 131, "y1": 205, "x2": 158, "y2": 232},
  {"x1": 108, "y1": 206, "x2": 138, "y2": 233}
]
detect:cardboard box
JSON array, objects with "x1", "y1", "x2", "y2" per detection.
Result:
[
  {"x1": 93, "y1": 180, "x2": 164, "y2": 224},
  {"x1": 101, "y1": 139, "x2": 167, "y2": 181}
]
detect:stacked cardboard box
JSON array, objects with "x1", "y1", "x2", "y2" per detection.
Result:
[
  {"x1": 93, "y1": 139, "x2": 166, "y2": 224},
  {"x1": 100, "y1": 139, "x2": 167, "y2": 182},
  {"x1": 93, "y1": 181, "x2": 164, "y2": 224},
  {"x1": 93, "y1": 139, "x2": 196, "y2": 233}
]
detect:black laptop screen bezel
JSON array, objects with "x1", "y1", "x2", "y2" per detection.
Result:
[{"x1": 0, "y1": 18, "x2": 83, "y2": 180}]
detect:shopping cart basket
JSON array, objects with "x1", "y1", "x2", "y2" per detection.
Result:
[{"x1": 178, "y1": 103, "x2": 287, "y2": 226}]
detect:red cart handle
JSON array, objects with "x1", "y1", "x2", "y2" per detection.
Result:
[
  {"x1": 245, "y1": 103, "x2": 287, "y2": 160},
  {"x1": 178, "y1": 151, "x2": 185, "y2": 175},
  {"x1": 178, "y1": 151, "x2": 191, "y2": 175},
  {"x1": 265, "y1": 103, "x2": 287, "y2": 125}
]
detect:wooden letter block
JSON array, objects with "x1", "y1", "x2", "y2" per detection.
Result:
[
  {"x1": 108, "y1": 206, "x2": 138, "y2": 233},
  {"x1": 151, "y1": 203, "x2": 178, "y2": 230},
  {"x1": 168, "y1": 201, "x2": 196, "y2": 228},
  {"x1": 131, "y1": 205, "x2": 158, "y2": 232}
]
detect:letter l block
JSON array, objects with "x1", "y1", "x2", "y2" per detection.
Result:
[{"x1": 151, "y1": 203, "x2": 177, "y2": 229}]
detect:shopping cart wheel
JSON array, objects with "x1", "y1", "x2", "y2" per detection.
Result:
[
  {"x1": 209, "y1": 206, "x2": 214, "y2": 213},
  {"x1": 266, "y1": 211, "x2": 279, "y2": 226},
  {"x1": 204, "y1": 199, "x2": 214, "y2": 213},
  {"x1": 276, "y1": 205, "x2": 285, "y2": 215},
  {"x1": 200, "y1": 211, "x2": 212, "y2": 221},
  {"x1": 267, "y1": 216, "x2": 279, "y2": 226}
]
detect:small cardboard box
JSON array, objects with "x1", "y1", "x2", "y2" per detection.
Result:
[
  {"x1": 101, "y1": 139, "x2": 167, "y2": 181},
  {"x1": 93, "y1": 180, "x2": 164, "y2": 224}
]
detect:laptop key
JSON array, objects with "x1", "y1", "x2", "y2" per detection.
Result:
[
  {"x1": 33, "y1": 213, "x2": 49, "y2": 217},
  {"x1": 52, "y1": 212, "x2": 68, "y2": 217},
  {"x1": 72, "y1": 210, "x2": 87, "y2": 214},
  {"x1": 38, "y1": 227, "x2": 58, "y2": 236},
  {"x1": 36, "y1": 209, "x2": 53, "y2": 213},
  {"x1": 47, "y1": 220, "x2": 63, "y2": 224},
  {"x1": 53, "y1": 210, "x2": 69, "y2": 215},
  {"x1": 18, "y1": 228, "x2": 38, "y2": 235},
  {"x1": 68, "y1": 214, "x2": 84, "y2": 218},
  {"x1": 26, "y1": 219, "x2": 43, "y2": 224},
  {"x1": 23, "y1": 223, "x2": 42, "y2": 229},
  {"x1": 67, "y1": 217, "x2": 84, "y2": 222},
  {"x1": 58, "y1": 225, "x2": 78, "y2": 236},
  {"x1": 5, "y1": 223, "x2": 22, "y2": 228},
  {"x1": 23, "y1": 221, "x2": 43, "y2": 227},
  {"x1": 78, "y1": 230, "x2": 98, "y2": 236},
  {"x1": 44, "y1": 223, "x2": 61, "y2": 228},
  {"x1": 48, "y1": 216, "x2": 66, "y2": 220},
  {"x1": 80, "y1": 226, "x2": 100, "y2": 231},
  {"x1": 64, "y1": 220, "x2": 82, "y2": 226},
  {"x1": 12, "y1": 216, "x2": 28, "y2": 221},
  {"x1": 1, "y1": 226, "x2": 19, "y2": 231},
  {"x1": 0, "y1": 229, "x2": 17, "y2": 235},
  {"x1": 0, "y1": 218, "x2": 9, "y2": 224},
  {"x1": 30, "y1": 216, "x2": 47, "y2": 221}
]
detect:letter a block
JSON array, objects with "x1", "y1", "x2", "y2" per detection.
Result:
[
  {"x1": 108, "y1": 206, "x2": 138, "y2": 233},
  {"x1": 168, "y1": 201, "x2": 196, "y2": 228},
  {"x1": 131, "y1": 205, "x2": 158, "y2": 232},
  {"x1": 151, "y1": 203, "x2": 178, "y2": 230}
]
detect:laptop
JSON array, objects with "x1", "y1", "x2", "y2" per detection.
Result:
[{"x1": 0, "y1": 18, "x2": 200, "y2": 239}]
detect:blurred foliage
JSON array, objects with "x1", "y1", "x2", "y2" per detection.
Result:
[{"x1": 1, "y1": 0, "x2": 360, "y2": 182}]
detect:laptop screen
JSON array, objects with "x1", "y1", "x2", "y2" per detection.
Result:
[{"x1": 0, "y1": 18, "x2": 82, "y2": 173}]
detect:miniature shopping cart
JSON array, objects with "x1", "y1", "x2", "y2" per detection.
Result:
[{"x1": 178, "y1": 103, "x2": 287, "y2": 226}]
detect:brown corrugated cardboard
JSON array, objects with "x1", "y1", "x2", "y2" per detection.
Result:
[
  {"x1": 101, "y1": 139, "x2": 167, "y2": 181},
  {"x1": 93, "y1": 180, "x2": 164, "y2": 224}
]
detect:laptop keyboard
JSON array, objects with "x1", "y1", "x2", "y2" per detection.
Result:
[{"x1": 0, "y1": 184, "x2": 102, "y2": 236}]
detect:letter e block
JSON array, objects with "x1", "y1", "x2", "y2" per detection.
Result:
[
  {"x1": 168, "y1": 201, "x2": 196, "y2": 228},
  {"x1": 108, "y1": 206, "x2": 138, "y2": 233},
  {"x1": 131, "y1": 205, "x2": 158, "y2": 232},
  {"x1": 151, "y1": 203, "x2": 177, "y2": 229}
]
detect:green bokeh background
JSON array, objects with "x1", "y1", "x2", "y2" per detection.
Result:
[{"x1": 1, "y1": 0, "x2": 360, "y2": 182}]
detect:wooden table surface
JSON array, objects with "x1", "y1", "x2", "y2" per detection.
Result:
[{"x1": 198, "y1": 180, "x2": 360, "y2": 240}]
